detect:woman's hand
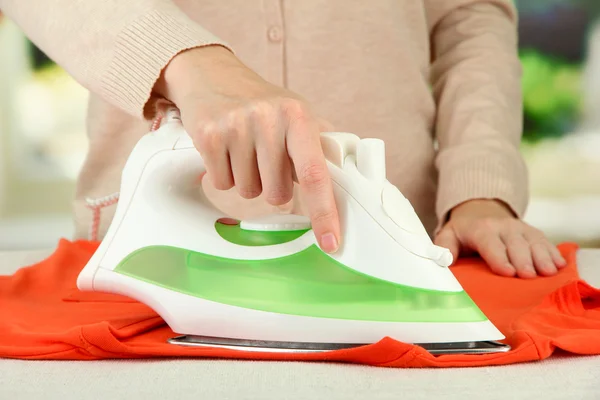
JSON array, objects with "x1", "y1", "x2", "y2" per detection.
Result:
[
  {"x1": 434, "y1": 199, "x2": 567, "y2": 278},
  {"x1": 154, "y1": 45, "x2": 340, "y2": 253}
]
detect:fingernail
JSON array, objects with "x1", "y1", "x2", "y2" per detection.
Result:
[
  {"x1": 217, "y1": 218, "x2": 239, "y2": 226},
  {"x1": 542, "y1": 264, "x2": 557, "y2": 275},
  {"x1": 558, "y1": 256, "x2": 567, "y2": 267},
  {"x1": 503, "y1": 263, "x2": 517, "y2": 276},
  {"x1": 320, "y1": 232, "x2": 339, "y2": 253},
  {"x1": 522, "y1": 264, "x2": 537, "y2": 278}
]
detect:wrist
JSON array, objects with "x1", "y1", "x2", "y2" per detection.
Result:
[
  {"x1": 153, "y1": 45, "x2": 237, "y2": 102},
  {"x1": 449, "y1": 198, "x2": 515, "y2": 220}
]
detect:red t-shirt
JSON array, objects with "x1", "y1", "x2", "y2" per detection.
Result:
[{"x1": 1, "y1": 240, "x2": 599, "y2": 367}]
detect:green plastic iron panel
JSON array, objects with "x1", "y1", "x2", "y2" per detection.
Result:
[{"x1": 114, "y1": 222, "x2": 487, "y2": 323}]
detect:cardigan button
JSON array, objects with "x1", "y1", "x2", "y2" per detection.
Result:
[{"x1": 267, "y1": 26, "x2": 283, "y2": 42}]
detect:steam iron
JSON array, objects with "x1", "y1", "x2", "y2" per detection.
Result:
[{"x1": 77, "y1": 109, "x2": 510, "y2": 355}]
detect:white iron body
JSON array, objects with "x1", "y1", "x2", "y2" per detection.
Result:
[{"x1": 77, "y1": 110, "x2": 506, "y2": 353}]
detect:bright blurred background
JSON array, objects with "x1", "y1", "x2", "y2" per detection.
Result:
[{"x1": 0, "y1": 0, "x2": 599, "y2": 250}]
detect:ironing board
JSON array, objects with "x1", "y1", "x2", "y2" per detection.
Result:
[{"x1": 1, "y1": 249, "x2": 599, "y2": 400}]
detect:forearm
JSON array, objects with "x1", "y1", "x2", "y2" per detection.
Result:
[
  {"x1": 0, "y1": 0, "x2": 230, "y2": 118},
  {"x1": 428, "y1": 1, "x2": 528, "y2": 230}
]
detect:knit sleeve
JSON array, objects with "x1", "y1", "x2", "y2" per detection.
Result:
[
  {"x1": 425, "y1": 0, "x2": 529, "y2": 232},
  {"x1": 0, "y1": 0, "x2": 231, "y2": 119}
]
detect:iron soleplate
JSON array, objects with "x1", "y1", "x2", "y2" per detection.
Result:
[{"x1": 167, "y1": 335, "x2": 511, "y2": 355}]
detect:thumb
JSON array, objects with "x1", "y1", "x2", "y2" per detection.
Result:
[{"x1": 434, "y1": 227, "x2": 460, "y2": 265}]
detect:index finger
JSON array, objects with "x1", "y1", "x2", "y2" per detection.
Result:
[{"x1": 285, "y1": 113, "x2": 340, "y2": 253}]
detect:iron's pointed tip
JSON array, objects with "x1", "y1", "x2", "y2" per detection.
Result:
[
  {"x1": 438, "y1": 251, "x2": 454, "y2": 267},
  {"x1": 430, "y1": 247, "x2": 453, "y2": 267}
]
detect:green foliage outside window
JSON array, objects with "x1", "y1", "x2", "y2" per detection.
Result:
[{"x1": 520, "y1": 50, "x2": 583, "y2": 142}]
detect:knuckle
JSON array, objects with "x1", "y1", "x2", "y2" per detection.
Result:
[
  {"x1": 524, "y1": 228, "x2": 548, "y2": 247},
  {"x1": 480, "y1": 217, "x2": 499, "y2": 230},
  {"x1": 529, "y1": 238, "x2": 549, "y2": 249},
  {"x1": 247, "y1": 102, "x2": 280, "y2": 137},
  {"x1": 470, "y1": 226, "x2": 487, "y2": 241},
  {"x1": 249, "y1": 101, "x2": 276, "y2": 123},
  {"x1": 297, "y1": 162, "x2": 328, "y2": 187},
  {"x1": 213, "y1": 180, "x2": 233, "y2": 191},
  {"x1": 238, "y1": 185, "x2": 262, "y2": 199},
  {"x1": 208, "y1": 171, "x2": 233, "y2": 190},
  {"x1": 225, "y1": 109, "x2": 244, "y2": 130},
  {"x1": 265, "y1": 186, "x2": 293, "y2": 206},
  {"x1": 531, "y1": 227, "x2": 545, "y2": 238},
  {"x1": 471, "y1": 218, "x2": 498, "y2": 237},
  {"x1": 196, "y1": 126, "x2": 221, "y2": 153},
  {"x1": 503, "y1": 233, "x2": 521, "y2": 245},
  {"x1": 223, "y1": 111, "x2": 249, "y2": 142},
  {"x1": 227, "y1": 106, "x2": 245, "y2": 121},
  {"x1": 280, "y1": 98, "x2": 309, "y2": 120},
  {"x1": 276, "y1": 200, "x2": 294, "y2": 214},
  {"x1": 508, "y1": 218, "x2": 526, "y2": 232},
  {"x1": 477, "y1": 235, "x2": 494, "y2": 250},
  {"x1": 530, "y1": 229, "x2": 547, "y2": 242},
  {"x1": 310, "y1": 209, "x2": 337, "y2": 225}
]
